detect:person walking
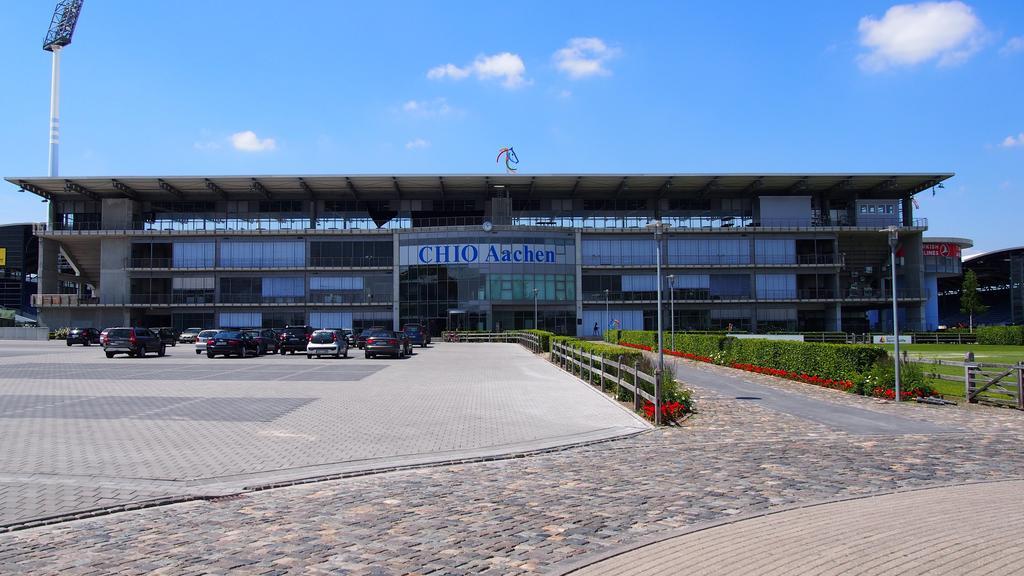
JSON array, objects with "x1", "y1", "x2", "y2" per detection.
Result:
[{"x1": 593, "y1": 321, "x2": 600, "y2": 336}]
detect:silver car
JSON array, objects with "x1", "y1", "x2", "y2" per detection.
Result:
[
  {"x1": 194, "y1": 329, "x2": 220, "y2": 355},
  {"x1": 306, "y1": 329, "x2": 349, "y2": 359},
  {"x1": 179, "y1": 327, "x2": 204, "y2": 343}
]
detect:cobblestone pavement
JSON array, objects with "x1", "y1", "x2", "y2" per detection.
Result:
[
  {"x1": 571, "y1": 480, "x2": 1024, "y2": 576},
  {"x1": 0, "y1": 341, "x2": 645, "y2": 528},
  {"x1": 1, "y1": 349, "x2": 1022, "y2": 574}
]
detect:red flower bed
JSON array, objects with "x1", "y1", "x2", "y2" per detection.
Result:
[
  {"x1": 642, "y1": 400, "x2": 688, "y2": 422},
  {"x1": 730, "y1": 362, "x2": 854, "y2": 392},
  {"x1": 870, "y1": 386, "x2": 931, "y2": 400},
  {"x1": 619, "y1": 342, "x2": 715, "y2": 364},
  {"x1": 620, "y1": 342, "x2": 653, "y2": 352}
]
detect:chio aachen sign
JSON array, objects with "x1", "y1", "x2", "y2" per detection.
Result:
[{"x1": 403, "y1": 243, "x2": 560, "y2": 265}]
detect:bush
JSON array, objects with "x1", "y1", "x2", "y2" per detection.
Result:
[
  {"x1": 976, "y1": 326, "x2": 1024, "y2": 346},
  {"x1": 721, "y1": 339, "x2": 885, "y2": 382},
  {"x1": 614, "y1": 330, "x2": 890, "y2": 396},
  {"x1": 857, "y1": 360, "x2": 933, "y2": 399},
  {"x1": 552, "y1": 335, "x2": 691, "y2": 412},
  {"x1": 519, "y1": 329, "x2": 554, "y2": 352}
]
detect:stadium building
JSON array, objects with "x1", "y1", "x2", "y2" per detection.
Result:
[{"x1": 7, "y1": 173, "x2": 956, "y2": 336}]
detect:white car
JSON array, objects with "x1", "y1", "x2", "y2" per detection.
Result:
[
  {"x1": 306, "y1": 329, "x2": 348, "y2": 359},
  {"x1": 194, "y1": 330, "x2": 221, "y2": 355}
]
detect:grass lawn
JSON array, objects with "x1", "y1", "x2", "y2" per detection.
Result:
[
  {"x1": 876, "y1": 344, "x2": 1024, "y2": 364},
  {"x1": 874, "y1": 344, "x2": 1024, "y2": 398}
]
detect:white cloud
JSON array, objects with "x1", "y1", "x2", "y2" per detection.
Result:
[
  {"x1": 1001, "y1": 36, "x2": 1024, "y2": 56},
  {"x1": 230, "y1": 130, "x2": 277, "y2": 152},
  {"x1": 427, "y1": 52, "x2": 527, "y2": 88},
  {"x1": 553, "y1": 37, "x2": 620, "y2": 78},
  {"x1": 405, "y1": 138, "x2": 430, "y2": 150},
  {"x1": 427, "y1": 63, "x2": 471, "y2": 81},
  {"x1": 1001, "y1": 133, "x2": 1024, "y2": 148},
  {"x1": 857, "y1": 1, "x2": 985, "y2": 72},
  {"x1": 558, "y1": 89, "x2": 573, "y2": 99},
  {"x1": 401, "y1": 98, "x2": 455, "y2": 116}
]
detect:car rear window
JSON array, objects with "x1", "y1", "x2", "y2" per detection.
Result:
[
  {"x1": 198, "y1": 330, "x2": 219, "y2": 338},
  {"x1": 283, "y1": 327, "x2": 308, "y2": 336},
  {"x1": 366, "y1": 330, "x2": 394, "y2": 338},
  {"x1": 310, "y1": 331, "x2": 336, "y2": 343},
  {"x1": 216, "y1": 331, "x2": 242, "y2": 339},
  {"x1": 108, "y1": 328, "x2": 131, "y2": 338},
  {"x1": 403, "y1": 325, "x2": 422, "y2": 333}
]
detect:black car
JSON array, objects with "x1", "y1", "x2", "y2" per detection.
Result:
[
  {"x1": 401, "y1": 323, "x2": 430, "y2": 347},
  {"x1": 278, "y1": 325, "x2": 314, "y2": 354},
  {"x1": 152, "y1": 327, "x2": 179, "y2": 347},
  {"x1": 66, "y1": 327, "x2": 100, "y2": 346},
  {"x1": 364, "y1": 330, "x2": 408, "y2": 359},
  {"x1": 102, "y1": 327, "x2": 166, "y2": 358},
  {"x1": 206, "y1": 331, "x2": 260, "y2": 358},
  {"x1": 327, "y1": 328, "x2": 355, "y2": 347}
]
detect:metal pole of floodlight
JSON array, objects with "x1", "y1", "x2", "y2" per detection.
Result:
[
  {"x1": 533, "y1": 288, "x2": 539, "y2": 330},
  {"x1": 882, "y1": 225, "x2": 901, "y2": 401},
  {"x1": 645, "y1": 219, "x2": 670, "y2": 425},
  {"x1": 667, "y1": 274, "x2": 675, "y2": 351},
  {"x1": 42, "y1": 1, "x2": 84, "y2": 177}
]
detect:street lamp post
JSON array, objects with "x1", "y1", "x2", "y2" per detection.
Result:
[
  {"x1": 666, "y1": 274, "x2": 675, "y2": 351},
  {"x1": 533, "y1": 288, "x2": 539, "y2": 330},
  {"x1": 645, "y1": 219, "x2": 670, "y2": 425},
  {"x1": 883, "y1": 226, "x2": 901, "y2": 401}
]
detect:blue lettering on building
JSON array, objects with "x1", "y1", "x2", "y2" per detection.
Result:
[{"x1": 415, "y1": 244, "x2": 560, "y2": 265}]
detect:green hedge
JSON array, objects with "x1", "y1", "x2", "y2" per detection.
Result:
[
  {"x1": 552, "y1": 336, "x2": 689, "y2": 404},
  {"x1": 976, "y1": 326, "x2": 1024, "y2": 346},
  {"x1": 721, "y1": 339, "x2": 886, "y2": 381},
  {"x1": 613, "y1": 330, "x2": 886, "y2": 384},
  {"x1": 519, "y1": 329, "x2": 554, "y2": 352}
]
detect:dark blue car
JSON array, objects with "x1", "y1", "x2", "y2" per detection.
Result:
[{"x1": 401, "y1": 323, "x2": 430, "y2": 347}]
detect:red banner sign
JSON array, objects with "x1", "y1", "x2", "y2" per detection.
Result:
[{"x1": 923, "y1": 243, "x2": 960, "y2": 258}]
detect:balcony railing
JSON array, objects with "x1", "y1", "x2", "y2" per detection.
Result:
[
  {"x1": 38, "y1": 215, "x2": 929, "y2": 234},
  {"x1": 33, "y1": 293, "x2": 393, "y2": 307},
  {"x1": 583, "y1": 253, "x2": 844, "y2": 267},
  {"x1": 126, "y1": 256, "x2": 393, "y2": 269},
  {"x1": 581, "y1": 288, "x2": 923, "y2": 303}
]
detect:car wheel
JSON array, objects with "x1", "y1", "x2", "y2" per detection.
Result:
[
  {"x1": 196, "y1": 349, "x2": 201, "y2": 355},
  {"x1": 66, "y1": 341, "x2": 72, "y2": 346},
  {"x1": 171, "y1": 342, "x2": 176, "y2": 347},
  {"x1": 306, "y1": 354, "x2": 312, "y2": 359},
  {"x1": 207, "y1": 352, "x2": 215, "y2": 358},
  {"x1": 105, "y1": 351, "x2": 114, "y2": 358},
  {"x1": 158, "y1": 345, "x2": 166, "y2": 357},
  {"x1": 365, "y1": 352, "x2": 372, "y2": 359}
]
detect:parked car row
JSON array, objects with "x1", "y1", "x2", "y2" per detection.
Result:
[{"x1": 65, "y1": 322, "x2": 434, "y2": 360}]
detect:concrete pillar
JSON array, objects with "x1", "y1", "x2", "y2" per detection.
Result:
[
  {"x1": 101, "y1": 198, "x2": 137, "y2": 230},
  {"x1": 575, "y1": 229, "x2": 583, "y2": 337},
  {"x1": 392, "y1": 231, "x2": 400, "y2": 331},
  {"x1": 99, "y1": 239, "x2": 130, "y2": 305},
  {"x1": 37, "y1": 238, "x2": 60, "y2": 294},
  {"x1": 902, "y1": 197, "x2": 914, "y2": 227}
]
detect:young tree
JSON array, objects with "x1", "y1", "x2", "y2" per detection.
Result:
[{"x1": 960, "y1": 269, "x2": 988, "y2": 332}]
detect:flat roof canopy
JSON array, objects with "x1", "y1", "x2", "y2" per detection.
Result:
[{"x1": 6, "y1": 173, "x2": 954, "y2": 202}]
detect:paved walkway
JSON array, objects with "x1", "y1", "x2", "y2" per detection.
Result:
[
  {"x1": 569, "y1": 480, "x2": 1024, "y2": 575},
  {"x1": 0, "y1": 340, "x2": 646, "y2": 528},
  {"x1": 0, "y1": 349, "x2": 1022, "y2": 574}
]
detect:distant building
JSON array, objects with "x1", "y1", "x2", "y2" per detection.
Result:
[
  {"x1": 8, "y1": 173, "x2": 955, "y2": 334},
  {"x1": 0, "y1": 223, "x2": 39, "y2": 321},
  {"x1": 939, "y1": 247, "x2": 1024, "y2": 327}
]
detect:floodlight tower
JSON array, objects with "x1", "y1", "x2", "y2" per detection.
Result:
[{"x1": 42, "y1": 0, "x2": 84, "y2": 177}]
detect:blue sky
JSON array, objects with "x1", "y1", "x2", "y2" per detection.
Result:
[{"x1": 1, "y1": 1, "x2": 1021, "y2": 254}]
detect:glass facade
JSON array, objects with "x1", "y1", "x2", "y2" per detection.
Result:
[{"x1": 399, "y1": 232, "x2": 576, "y2": 331}]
